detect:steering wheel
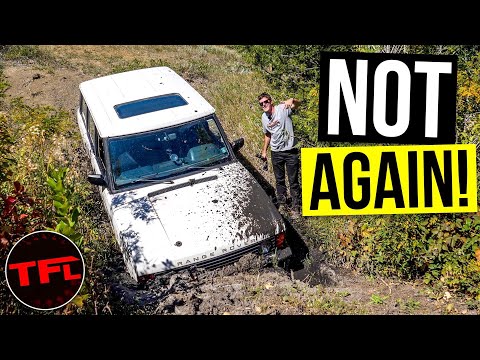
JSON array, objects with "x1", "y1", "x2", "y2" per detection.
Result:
[{"x1": 169, "y1": 153, "x2": 183, "y2": 165}]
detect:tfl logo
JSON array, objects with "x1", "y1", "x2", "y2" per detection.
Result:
[{"x1": 5, "y1": 231, "x2": 85, "y2": 311}]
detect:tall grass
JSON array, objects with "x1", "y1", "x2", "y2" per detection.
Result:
[{"x1": 0, "y1": 45, "x2": 58, "y2": 68}]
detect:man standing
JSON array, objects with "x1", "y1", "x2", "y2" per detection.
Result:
[{"x1": 258, "y1": 92, "x2": 302, "y2": 218}]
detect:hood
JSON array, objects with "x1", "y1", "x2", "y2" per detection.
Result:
[
  {"x1": 149, "y1": 163, "x2": 284, "y2": 245},
  {"x1": 110, "y1": 162, "x2": 285, "y2": 277}
]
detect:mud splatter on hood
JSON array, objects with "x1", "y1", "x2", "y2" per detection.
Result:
[
  {"x1": 109, "y1": 162, "x2": 285, "y2": 277},
  {"x1": 150, "y1": 162, "x2": 284, "y2": 245}
]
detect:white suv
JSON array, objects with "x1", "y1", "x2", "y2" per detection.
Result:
[{"x1": 77, "y1": 66, "x2": 289, "y2": 281}]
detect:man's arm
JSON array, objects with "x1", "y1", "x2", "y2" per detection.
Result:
[
  {"x1": 261, "y1": 132, "x2": 271, "y2": 159},
  {"x1": 282, "y1": 98, "x2": 301, "y2": 110}
]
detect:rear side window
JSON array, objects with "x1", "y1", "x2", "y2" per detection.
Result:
[
  {"x1": 80, "y1": 95, "x2": 88, "y2": 124},
  {"x1": 114, "y1": 94, "x2": 188, "y2": 119},
  {"x1": 87, "y1": 111, "x2": 96, "y2": 151}
]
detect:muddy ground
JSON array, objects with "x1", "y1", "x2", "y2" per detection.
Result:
[{"x1": 3, "y1": 61, "x2": 478, "y2": 315}]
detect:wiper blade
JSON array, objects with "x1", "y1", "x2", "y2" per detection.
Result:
[
  {"x1": 128, "y1": 175, "x2": 174, "y2": 185},
  {"x1": 183, "y1": 164, "x2": 223, "y2": 171},
  {"x1": 148, "y1": 175, "x2": 219, "y2": 197}
]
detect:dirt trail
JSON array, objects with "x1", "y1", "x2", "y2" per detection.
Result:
[
  {"x1": 3, "y1": 61, "x2": 477, "y2": 315},
  {"x1": 3, "y1": 64, "x2": 90, "y2": 113}
]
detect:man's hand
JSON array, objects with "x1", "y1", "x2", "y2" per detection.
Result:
[
  {"x1": 261, "y1": 150, "x2": 267, "y2": 160},
  {"x1": 255, "y1": 153, "x2": 268, "y2": 171},
  {"x1": 282, "y1": 98, "x2": 293, "y2": 108},
  {"x1": 282, "y1": 98, "x2": 300, "y2": 109}
]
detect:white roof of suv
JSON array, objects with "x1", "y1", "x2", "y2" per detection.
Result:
[{"x1": 79, "y1": 67, "x2": 215, "y2": 138}]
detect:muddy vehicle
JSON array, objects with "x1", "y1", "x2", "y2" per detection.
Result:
[{"x1": 76, "y1": 66, "x2": 290, "y2": 282}]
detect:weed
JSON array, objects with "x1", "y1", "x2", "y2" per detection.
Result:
[
  {"x1": 466, "y1": 299, "x2": 479, "y2": 310},
  {"x1": 45, "y1": 166, "x2": 84, "y2": 247},
  {"x1": 307, "y1": 295, "x2": 356, "y2": 314},
  {"x1": 271, "y1": 248, "x2": 279, "y2": 269},
  {"x1": 250, "y1": 285, "x2": 263, "y2": 297},
  {"x1": 0, "y1": 45, "x2": 57, "y2": 67},
  {"x1": 110, "y1": 58, "x2": 169, "y2": 74},
  {"x1": 444, "y1": 303, "x2": 455, "y2": 314},
  {"x1": 0, "y1": 64, "x2": 10, "y2": 100},
  {"x1": 404, "y1": 298, "x2": 421, "y2": 311},
  {"x1": 302, "y1": 255, "x2": 314, "y2": 269},
  {"x1": 0, "y1": 115, "x2": 15, "y2": 183},
  {"x1": 396, "y1": 298, "x2": 421, "y2": 313},
  {"x1": 176, "y1": 60, "x2": 212, "y2": 81},
  {"x1": 370, "y1": 294, "x2": 389, "y2": 305}
]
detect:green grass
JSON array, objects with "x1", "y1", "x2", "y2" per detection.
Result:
[
  {"x1": 0, "y1": 64, "x2": 9, "y2": 99},
  {"x1": 395, "y1": 298, "x2": 421, "y2": 313},
  {"x1": 336, "y1": 291, "x2": 351, "y2": 297},
  {"x1": 1, "y1": 45, "x2": 59, "y2": 70},
  {"x1": 370, "y1": 293, "x2": 389, "y2": 305},
  {"x1": 110, "y1": 58, "x2": 170, "y2": 75}
]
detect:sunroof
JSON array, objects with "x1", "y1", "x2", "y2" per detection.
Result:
[{"x1": 114, "y1": 94, "x2": 188, "y2": 119}]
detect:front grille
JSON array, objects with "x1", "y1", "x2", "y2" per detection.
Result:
[
  {"x1": 137, "y1": 238, "x2": 279, "y2": 282},
  {"x1": 174, "y1": 239, "x2": 274, "y2": 273}
]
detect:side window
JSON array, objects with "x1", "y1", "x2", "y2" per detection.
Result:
[
  {"x1": 80, "y1": 95, "x2": 88, "y2": 125},
  {"x1": 206, "y1": 118, "x2": 224, "y2": 147},
  {"x1": 81, "y1": 96, "x2": 105, "y2": 174},
  {"x1": 97, "y1": 135, "x2": 106, "y2": 173},
  {"x1": 207, "y1": 118, "x2": 221, "y2": 138},
  {"x1": 87, "y1": 110, "x2": 96, "y2": 152}
]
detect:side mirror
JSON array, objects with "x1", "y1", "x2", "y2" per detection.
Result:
[
  {"x1": 87, "y1": 174, "x2": 107, "y2": 187},
  {"x1": 231, "y1": 138, "x2": 244, "y2": 152}
]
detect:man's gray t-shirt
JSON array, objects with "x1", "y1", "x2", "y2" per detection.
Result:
[{"x1": 262, "y1": 103, "x2": 295, "y2": 152}]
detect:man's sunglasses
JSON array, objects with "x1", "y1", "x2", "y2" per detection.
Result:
[{"x1": 259, "y1": 99, "x2": 271, "y2": 107}]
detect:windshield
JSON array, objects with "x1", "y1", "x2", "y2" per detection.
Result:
[{"x1": 108, "y1": 116, "x2": 231, "y2": 190}]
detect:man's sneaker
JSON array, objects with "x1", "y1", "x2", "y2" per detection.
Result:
[
  {"x1": 275, "y1": 197, "x2": 287, "y2": 211},
  {"x1": 276, "y1": 197, "x2": 287, "y2": 206}
]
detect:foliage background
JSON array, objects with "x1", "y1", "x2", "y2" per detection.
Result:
[{"x1": 237, "y1": 45, "x2": 480, "y2": 299}]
